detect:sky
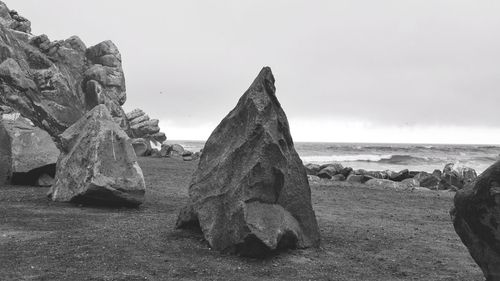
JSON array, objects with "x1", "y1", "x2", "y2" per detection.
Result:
[{"x1": 10, "y1": 0, "x2": 500, "y2": 144}]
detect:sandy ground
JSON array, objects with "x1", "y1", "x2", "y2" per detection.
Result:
[{"x1": 0, "y1": 157, "x2": 483, "y2": 281}]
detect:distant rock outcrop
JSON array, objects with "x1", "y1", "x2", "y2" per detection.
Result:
[
  {"x1": 0, "y1": 1, "x2": 129, "y2": 143},
  {"x1": 176, "y1": 67, "x2": 320, "y2": 257},
  {"x1": 451, "y1": 161, "x2": 500, "y2": 280},
  {"x1": 49, "y1": 105, "x2": 145, "y2": 207},
  {"x1": 126, "y1": 108, "x2": 166, "y2": 145},
  {"x1": 0, "y1": 116, "x2": 59, "y2": 186}
]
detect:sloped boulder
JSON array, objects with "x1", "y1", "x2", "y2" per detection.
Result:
[
  {"x1": 451, "y1": 161, "x2": 500, "y2": 280},
  {"x1": 48, "y1": 105, "x2": 145, "y2": 207},
  {"x1": 0, "y1": 1, "x2": 129, "y2": 142},
  {"x1": 0, "y1": 117, "x2": 59, "y2": 185},
  {"x1": 175, "y1": 67, "x2": 320, "y2": 257}
]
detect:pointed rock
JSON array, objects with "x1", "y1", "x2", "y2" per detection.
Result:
[
  {"x1": 451, "y1": 160, "x2": 500, "y2": 280},
  {"x1": 49, "y1": 105, "x2": 145, "y2": 207},
  {"x1": 176, "y1": 67, "x2": 320, "y2": 257}
]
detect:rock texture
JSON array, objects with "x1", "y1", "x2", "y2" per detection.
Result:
[
  {"x1": 48, "y1": 105, "x2": 145, "y2": 206},
  {"x1": 0, "y1": 1, "x2": 129, "y2": 143},
  {"x1": 126, "y1": 108, "x2": 166, "y2": 145},
  {"x1": 0, "y1": 117, "x2": 59, "y2": 185},
  {"x1": 451, "y1": 161, "x2": 500, "y2": 281},
  {"x1": 176, "y1": 67, "x2": 320, "y2": 256}
]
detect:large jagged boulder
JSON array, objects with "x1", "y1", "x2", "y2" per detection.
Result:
[
  {"x1": 48, "y1": 105, "x2": 145, "y2": 207},
  {"x1": 0, "y1": 1, "x2": 129, "y2": 143},
  {"x1": 126, "y1": 108, "x2": 166, "y2": 145},
  {"x1": 176, "y1": 67, "x2": 320, "y2": 257},
  {"x1": 451, "y1": 161, "x2": 500, "y2": 280},
  {"x1": 0, "y1": 116, "x2": 59, "y2": 185}
]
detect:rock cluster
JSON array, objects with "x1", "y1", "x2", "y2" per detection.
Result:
[
  {"x1": 307, "y1": 162, "x2": 477, "y2": 191},
  {"x1": 158, "y1": 143, "x2": 201, "y2": 161},
  {"x1": 176, "y1": 67, "x2": 320, "y2": 256},
  {"x1": 451, "y1": 161, "x2": 500, "y2": 280},
  {"x1": 126, "y1": 108, "x2": 166, "y2": 156},
  {"x1": 0, "y1": 116, "x2": 59, "y2": 186},
  {"x1": 49, "y1": 105, "x2": 145, "y2": 207},
  {"x1": 0, "y1": 3, "x2": 31, "y2": 33},
  {"x1": 0, "y1": 0, "x2": 129, "y2": 142}
]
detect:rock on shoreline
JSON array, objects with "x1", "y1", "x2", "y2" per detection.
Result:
[{"x1": 305, "y1": 162, "x2": 478, "y2": 192}]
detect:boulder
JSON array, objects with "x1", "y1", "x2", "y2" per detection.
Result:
[
  {"x1": 0, "y1": 117, "x2": 59, "y2": 185},
  {"x1": 317, "y1": 166, "x2": 339, "y2": 179},
  {"x1": 319, "y1": 162, "x2": 343, "y2": 171},
  {"x1": 0, "y1": 1, "x2": 129, "y2": 143},
  {"x1": 317, "y1": 163, "x2": 343, "y2": 179},
  {"x1": 169, "y1": 144, "x2": 185, "y2": 157},
  {"x1": 401, "y1": 178, "x2": 420, "y2": 187},
  {"x1": 346, "y1": 174, "x2": 373, "y2": 184},
  {"x1": 451, "y1": 161, "x2": 500, "y2": 280},
  {"x1": 160, "y1": 144, "x2": 171, "y2": 157},
  {"x1": 340, "y1": 167, "x2": 354, "y2": 178},
  {"x1": 175, "y1": 67, "x2": 320, "y2": 257},
  {"x1": 48, "y1": 105, "x2": 145, "y2": 207},
  {"x1": 389, "y1": 169, "x2": 412, "y2": 182},
  {"x1": 331, "y1": 174, "x2": 346, "y2": 181},
  {"x1": 414, "y1": 172, "x2": 440, "y2": 190},
  {"x1": 36, "y1": 173, "x2": 54, "y2": 187},
  {"x1": 150, "y1": 148, "x2": 161, "y2": 158},
  {"x1": 440, "y1": 163, "x2": 477, "y2": 190},
  {"x1": 365, "y1": 179, "x2": 415, "y2": 191},
  {"x1": 131, "y1": 138, "x2": 151, "y2": 157},
  {"x1": 304, "y1": 163, "x2": 321, "y2": 176},
  {"x1": 182, "y1": 155, "x2": 194, "y2": 161}
]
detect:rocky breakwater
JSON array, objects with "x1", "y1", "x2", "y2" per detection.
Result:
[
  {"x1": 306, "y1": 162, "x2": 477, "y2": 192},
  {"x1": 0, "y1": 115, "x2": 59, "y2": 186},
  {"x1": 451, "y1": 161, "x2": 500, "y2": 281},
  {"x1": 0, "y1": 0, "x2": 129, "y2": 142},
  {"x1": 176, "y1": 67, "x2": 320, "y2": 257},
  {"x1": 48, "y1": 105, "x2": 145, "y2": 207}
]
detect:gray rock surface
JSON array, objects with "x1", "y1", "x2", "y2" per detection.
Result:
[
  {"x1": 451, "y1": 161, "x2": 500, "y2": 280},
  {"x1": 126, "y1": 108, "x2": 166, "y2": 144},
  {"x1": 49, "y1": 105, "x2": 145, "y2": 207},
  {"x1": 175, "y1": 67, "x2": 320, "y2": 256},
  {"x1": 0, "y1": 117, "x2": 59, "y2": 185},
  {"x1": 0, "y1": 1, "x2": 129, "y2": 143}
]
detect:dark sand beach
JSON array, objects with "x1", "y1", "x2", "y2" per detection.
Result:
[{"x1": 0, "y1": 157, "x2": 483, "y2": 280}]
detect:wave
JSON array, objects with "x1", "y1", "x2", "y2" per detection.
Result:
[{"x1": 301, "y1": 154, "x2": 432, "y2": 165}]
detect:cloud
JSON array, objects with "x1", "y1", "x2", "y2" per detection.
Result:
[{"x1": 12, "y1": 0, "x2": 500, "y2": 143}]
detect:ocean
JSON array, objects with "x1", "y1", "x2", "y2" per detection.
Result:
[{"x1": 164, "y1": 141, "x2": 500, "y2": 174}]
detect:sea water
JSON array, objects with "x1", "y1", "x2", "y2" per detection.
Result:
[{"x1": 165, "y1": 141, "x2": 500, "y2": 174}]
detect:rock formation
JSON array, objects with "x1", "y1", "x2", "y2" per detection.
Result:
[
  {"x1": 451, "y1": 161, "x2": 500, "y2": 280},
  {"x1": 0, "y1": 1, "x2": 129, "y2": 143},
  {"x1": 126, "y1": 108, "x2": 166, "y2": 144},
  {"x1": 0, "y1": 116, "x2": 59, "y2": 186},
  {"x1": 176, "y1": 67, "x2": 320, "y2": 257},
  {"x1": 48, "y1": 105, "x2": 145, "y2": 207}
]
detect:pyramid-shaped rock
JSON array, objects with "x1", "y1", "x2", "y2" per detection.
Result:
[
  {"x1": 49, "y1": 105, "x2": 145, "y2": 207},
  {"x1": 451, "y1": 161, "x2": 500, "y2": 280},
  {"x1": 176, "y1": 67, "x2": 320, "y2": 256}
]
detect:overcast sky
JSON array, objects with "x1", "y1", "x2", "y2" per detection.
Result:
[{"x1": 11, "y1": 0, "x2": 500, "y2": 144}]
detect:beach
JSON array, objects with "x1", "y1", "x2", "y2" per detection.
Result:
[{"x1": 0, "y1": 157, "x2": 483, "y2": 280}]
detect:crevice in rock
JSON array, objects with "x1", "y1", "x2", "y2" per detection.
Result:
[{"x1": 11, "y1": 163, "x2": 55, "y2": 186}]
